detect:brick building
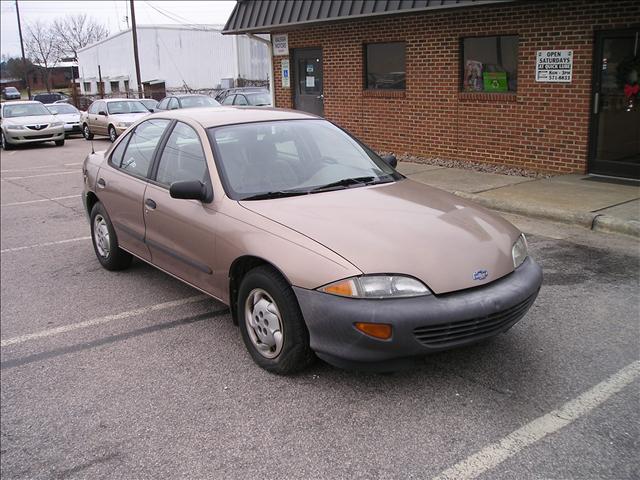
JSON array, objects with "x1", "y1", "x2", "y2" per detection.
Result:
[{"x1": 224, "y1": 0, "x2": 640, "y2": 180}]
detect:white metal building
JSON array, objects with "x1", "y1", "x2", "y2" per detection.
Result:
[{"x1": 77, "y1": 25, "x2": 270, "y2": 96}]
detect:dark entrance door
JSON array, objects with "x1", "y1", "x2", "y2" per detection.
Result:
[
  {"x1": 589, "y1": 29, "x2": 640, "y2": 179},
  {"x1": 293, "y1": 48, "x2": 323, "y2": 116}
]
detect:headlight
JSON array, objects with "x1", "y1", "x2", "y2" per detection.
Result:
[
  {"x1": 6, "y1": 125, "x2": 24, "y2": 130},
  {"x1": 512, "y1": 233, "x2": 528, "y2": 269},
  {"x1": 116, "y1": 122, "x2": 131, "y2": 128},
  {"x1": 50, "y1": 122, "x2": 63, "y2": 127},
  {"x1": 318, "y1": 275, "x2": 431, "y2": 298}
]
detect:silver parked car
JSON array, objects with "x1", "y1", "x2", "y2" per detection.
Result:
[
  {"x1": 1, "y1": 101, "x2": 65, "y2": 150},
  {"x1": 45, "y1": 103, "x2": 82, "y2": 136}
]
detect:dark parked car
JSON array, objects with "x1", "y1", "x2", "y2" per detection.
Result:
[
  {"x1": 32, "y1": 92, "x2": 69, "y2": 104},
  {"x1": 220, "y1": 91, "x2": 272, "y2": 107},
  {"x1": 156, "y1": 94, "x2": 220, "y2": 111},
  {"x1": 2, "y1": 87, "x2": 21, "y2": 100},
  {"x1": 139, "y1": 98, "x2": 159, "y2": 112},
  {"x1": 215, "y1": 87, "x2": 268, "y2": 104}
]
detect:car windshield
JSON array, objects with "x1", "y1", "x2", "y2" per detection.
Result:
[
  {"x1": 209, "y1": 119, "x2": 402, "y2": 200},
  {"x1": 107, "y1": 101, "x2": 148, "y2": 114},
  {"x1": 3, "y1": 103, "x2": 50, "y2": 118},
  {"x1": 246, "y1": 93, "x2": 271, "y2": 106},
  {"x1": 46, "y1": 104, "x2": 78, "y2": 114},
  {"x1": 180, "y1": 96, "x2": 219, "y2": 108},
  {"x1": 140, "y1": 99, "x2": 158, "y2": 108},
  {"x1": 6, "y1": 87, "x2": 19, "y2": 93}
]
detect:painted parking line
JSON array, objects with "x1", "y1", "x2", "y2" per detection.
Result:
[
  {"x1": 432, "y1": 360, "x2": 640, "y2": 480},
  {"x1": 64, "y1": 162, "x2": 83, "y2": 166},
  {"x1": 1, "y1": 236, "x2": 91, "y2": 254},
  {"x1": 0, "y1": 295, "x2": 209, "y2": 347},
  {"x1": 1, "y1": 171, "x2": 79, "y2": 180},
  {"x1": 1, "y1": 163, "x2": 80, "y2": 173},
  {"x1": 1, "y1": 194, "x2": 81, "y2": 207}
]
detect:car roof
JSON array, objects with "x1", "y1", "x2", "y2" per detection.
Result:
[
  {"x1": 174, "y1": 94, "x2": 209, "y2": 98},
  {"x1": 3, "y1": 100, "x2": 41, "y2": 106},
  {"x1": 148, "y1": 106, "x2": 317, "y2": 128},
  {"x1": 101, "y1": 98, "x2": 143, "y2": 103}
]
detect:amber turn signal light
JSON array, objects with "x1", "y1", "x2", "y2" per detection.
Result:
[{"x1": 354, "y1": 322, "x2": 392, "y2": 340}]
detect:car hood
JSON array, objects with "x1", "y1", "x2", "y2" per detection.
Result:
[
  {"x1": 109, "y1": 112, "x2": 148, "y2": 123},
  {"x1": 239, "y1": 179, "x2": 521, "y2": 294},
  {"x1": 55, "y1": 113, "x2": 81, "y2": 122},
  {"x1": 3, "y1": 114, "x2": 57, "y2": 126}
]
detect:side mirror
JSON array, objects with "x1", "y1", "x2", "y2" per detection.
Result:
[
  {"x1": 148, "y1": 108, "x2": 155, "y2": 113},
  {"x1": 52, "y1": 111, "x2": 58, "y2": 115},
  {"x1": 382, "y1": 154, "x2": 398, "y2": 168},
  {"x1": 170, "y1": 180, "x2": 211, "y2": 203}
]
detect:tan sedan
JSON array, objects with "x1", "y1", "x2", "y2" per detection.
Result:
[
  {"x1": 82, "y1": 107, "x2": 542, "y2": 374},
  {"x1": 81, "y1": 98, "x2": 150, "y2": 142}
]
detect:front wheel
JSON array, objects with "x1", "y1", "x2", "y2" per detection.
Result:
[
  {"x1": 83, "y1": 124, "x2": 94, "y2": 140},
  {"x1": 108, "y1": 125, "x2": 117, "y2": 142},
  {"x1": 238, "y1": 266, "x2": 315, "y2": 374},
  {"x1": 1, "y1": 132, "x2": 14, "y2": 150},
  {"x1": 90, "y1": 202, "x2": 132, "y2": 271},
  {"x1": 55, "y1": 139, "x2": 65, "y2": 146}
]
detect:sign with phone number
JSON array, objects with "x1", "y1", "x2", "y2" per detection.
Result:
[{"x1": 536, "y1": 50, "x2": 573, "y2": 83}]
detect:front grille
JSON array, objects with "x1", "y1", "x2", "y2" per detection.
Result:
[
  {"x1": 413, "y1": 292, "x2": 537, "y2": 347},
  {"x1": 26, "y1": 124, "x2": 48, "y2": 131},
  {"x1": 24, "y1": 134, "x2": 54, "y2": 140}
]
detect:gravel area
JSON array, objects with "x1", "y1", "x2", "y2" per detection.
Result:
[{"x1": 382, "y1": 152, "x2": 554, "y2": 179}]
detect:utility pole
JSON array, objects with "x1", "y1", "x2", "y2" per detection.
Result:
[
  {"x1": 15, "y1": 0, "x2": 31, "y2": 99},
  {"x1": 129, "y1": 0, "x2": 143, "y2": 98}
]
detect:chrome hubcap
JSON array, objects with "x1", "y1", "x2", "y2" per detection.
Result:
[
  {"x1": 84, "y1": 126, "x2": 90, "y2": 138},
  {"x1": 109, "y1": 129, "x2": 116, "y2": 141},
  {"x1": 244, "y1": 288, "x2": 283, "y2": 359},
  {"x1": 93, "y1": 214, "x2": 110, "y2": 258}
]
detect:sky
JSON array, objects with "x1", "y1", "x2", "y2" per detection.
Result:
[{"x1": 0, "y1": 0, "x2": 237, "y2": 58}]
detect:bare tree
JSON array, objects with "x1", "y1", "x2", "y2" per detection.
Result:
[
  {"x1": 24, "y1": 21, "x2": 58, "y2": 92},
  {"x1": 52, "y1": 14, "x2": 109, "y2": 60}
]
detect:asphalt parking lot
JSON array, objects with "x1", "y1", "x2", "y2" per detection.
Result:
[{"x1": 1, "y1": 137, "x2": 639, "y2": 479}]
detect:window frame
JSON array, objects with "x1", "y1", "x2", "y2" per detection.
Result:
[
  {"x1": 363, "y1": 41, "x2": 407, "y2": 91},
  {"x1": 459, "y1": 34, "x2": 519, "y2": 94},
  {"x1": 149, "y1": 120, "x2": 213, "y2": 191},
  {"x1": 107, "y1": 118, "x2": 173, "y2": 181}
]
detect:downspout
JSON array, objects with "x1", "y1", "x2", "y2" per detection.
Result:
[{"x1": 246, "y1": 33, "x2": 274, "y2": 107}]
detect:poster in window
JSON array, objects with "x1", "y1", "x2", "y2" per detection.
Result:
[
  {"x1": 464, "y1": 60, "x2": 483, "y2": 91},
  {"x1": 306, "y1": 76, "x2": 315, "y2": 88},
  {"x1": 483, "y1": 72, "x2": 508, "y2": 92}
]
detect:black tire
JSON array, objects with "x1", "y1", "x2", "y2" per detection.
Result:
[
  {"x1": 1, "y1": 132, "x2": 14, "y2": 150},
  {"x1": 237, "y1": 266, "x2": 315, "y2": 374},
  {"x1": 55, "y1": 139, "x2": 65, "y2": 146},
  {"x1": 108, "y1": 125, "x2": 117, "y2": 142},
  {"x1": 82, "y1": 124, "x2": 94, "y2": 140},
  {"x1": 89, "y1": 202, "x2": 132, "y2": 271}
]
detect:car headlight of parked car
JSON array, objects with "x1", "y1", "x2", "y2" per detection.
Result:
[
  {"x1": 50, "y1": 122, "x2": 63, "y2": 127},
  {"x1": 116, "y1": 122, "x2": 132, "y2": 128},
  {"x1": 6, "y1": 124, "x2": 25, "y2": 130},
  {"x1": 319, "y1": 275, "x2": 431, "y2": 298},
  {"x1": 512, "y1": 233, "x2": 528, "y2": 269}
]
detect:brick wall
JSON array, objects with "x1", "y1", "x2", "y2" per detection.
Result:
[{"x1": 272, "y1": 0, "x2": 640, "y2": 174}]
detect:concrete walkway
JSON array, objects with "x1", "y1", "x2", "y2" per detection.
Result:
[{"x1": 398, "y1": 162, "x2": 640, "y2": 237}]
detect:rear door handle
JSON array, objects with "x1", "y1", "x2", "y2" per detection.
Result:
[
  {"x1": 145, "y1": 198, "x2": 157, "y2": 210},
  {"x1": 97, "y1": 178, "x2": 106, "y2": 188}
]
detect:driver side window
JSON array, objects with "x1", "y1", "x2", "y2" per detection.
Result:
[
  {"x1": 119, "y1": 119, "x2": 170, "y2": 178},
  {"x1": 155, "y1": 122, "x2": 208, "y2": 186},
  {"x1": 222, "y1": 95, "x2": 235, "y2": 105}
]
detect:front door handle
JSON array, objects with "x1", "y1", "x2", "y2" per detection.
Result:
[
  {"x1": 97, "y1": 178, "x2": 106, "y2": 188},
  {"x1": 145, "y1": 198, "x2": 157, "y2": 210},
  {"x1": 593, "y1": 92, "x2": 600, "y2": 115}
]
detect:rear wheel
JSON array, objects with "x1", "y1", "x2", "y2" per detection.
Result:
[
  {"x1": 90, "y1": 202, "x2": 132, "y2": 271},
  {"x1": 108, "y1": 125, "x2": 117, "y2": 142},
  {"x1": 1, "y1": 132, "x2": 14, "y2": 150},
  {"x1": 54, "y1": 139, "x2": 65, "y2": 146},
  {"x1": 83, "y1": 124, "x2": 94, "y2": 140},
  {"x1": 237, "y1": 266, "x2": 315, "y2": 374}
]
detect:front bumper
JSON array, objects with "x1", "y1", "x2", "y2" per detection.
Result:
[
  {"x1": 4, "y1": 127, "x2": 65, "y2": 144},
  {"x1": 64, "y1": 123, "x2": 82, "y2": 133},
  {"x1": 293, "y1": 257, "x2": 543, "y2": 370}
]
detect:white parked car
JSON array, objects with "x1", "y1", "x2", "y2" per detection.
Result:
[
  {"x1": 46, "y1": 103, "x2": 83, "y2": 136},
  {"x1": 1, "y1": 101, "x2": 65, "y2": 150}
]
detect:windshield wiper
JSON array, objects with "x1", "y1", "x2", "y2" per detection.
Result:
[
  {"x1": 310, "y1": 176, "x2": 377, "y2": 193},
  {"x1": 240, "y1": 190, "x2": 309, "y2": 201}
]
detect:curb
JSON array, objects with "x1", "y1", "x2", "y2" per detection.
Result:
[{"x1": 453, "y1": 191, "x2": 640, "y2": 238}]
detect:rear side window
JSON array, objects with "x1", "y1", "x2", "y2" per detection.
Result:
[
  {"x1": 120, "y1": 119, "x2": 170, "y2": 178},
  {"x1": 155, "y1": 122, "x2": 208, "y2": 186},
  {"x1": 222, "y1": 95, "x2": 235, "y2": 105},
  {"x1": 234, "y1": 95, "x2": 248, "y2": 106},
  {"x1": 168, "y1": 98, "x2": 179, "y2": 110}
]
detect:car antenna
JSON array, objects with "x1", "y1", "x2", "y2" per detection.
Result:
[{"x1": 90, "y1": 139, "x2": 95, "y2": 154}]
